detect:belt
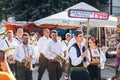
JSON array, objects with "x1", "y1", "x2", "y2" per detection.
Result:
[
  {"x1": 71, "y1": 67, "x2": 86, "y2": 71},
  {"x1": 40, "y1": 53, "x2": 44, "y2": 57},
  {"x1": 16, "y1": 61, "x2": 24, "y2": 67},
  {"x1": 49, "y1": 59, "x2": 59, "y2": 62},
  {"x1": 90, "y1": 62, "x2": 99, "y2": 66}
]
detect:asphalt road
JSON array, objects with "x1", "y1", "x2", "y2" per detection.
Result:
[{"x1": 32, "y1": 57, "x2": 116, "y2": 80}]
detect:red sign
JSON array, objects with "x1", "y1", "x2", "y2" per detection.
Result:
[{"x1": 68, "y1": 9, "x2": 109, "y2": 20}]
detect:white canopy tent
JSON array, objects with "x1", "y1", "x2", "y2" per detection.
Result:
[
  {"x1": 65, "y1": 2, "x2": 99, "y2": 11},
  {"x1": 34, "y1": 2, "x2": 118, "y2": 28}
]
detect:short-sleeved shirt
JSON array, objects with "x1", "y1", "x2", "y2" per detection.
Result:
[{"x1": 0, "y1": 72, "x2": 13, "y2": 80}]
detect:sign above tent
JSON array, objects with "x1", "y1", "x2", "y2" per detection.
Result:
[{"x1": 68, "y1": 9, "x2": 109, "y2": 20}]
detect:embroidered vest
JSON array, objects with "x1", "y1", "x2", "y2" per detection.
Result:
[{"x1": 89, "y1": 48, "x2": 100, "y2": 65}]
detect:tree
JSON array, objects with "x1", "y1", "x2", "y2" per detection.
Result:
[
  {"x1": 0, "y1": 0, "x2": 109, "y2": 21},
  {"x1": 0, "y1": 0, "x2": 13, "y2": 21}
]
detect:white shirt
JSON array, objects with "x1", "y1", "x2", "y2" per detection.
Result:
[
  {"x1": 14, "y1": 44, "x2": 35, "y2": 63},
  {"x1": 87, "y1": 48, "x2": 106, "y2": 69},
  {"x1": 61, "y1": 40, "x2": 69, "y2": 51},
  {"x1": 68, "y1": 38, "x2": 86, "y2": 49},
  {"x1": 45, "y1": 40, "x2": 63, "y2": 60},
  {"x1": 69, "y1": 44, "x2": 90, "y2": 66},
  {"x1": 37, "y1": 36, "x2": 52, "y2": 54},
  {"x1": 61, "y1": 40, "x2": 69, "y2": 56},
  {"x1": 14, "y1": 36, "x2": 22, "y2": 44},
  {"x1": 0, "y1": 38, "x2": 18, "y2": 57}
]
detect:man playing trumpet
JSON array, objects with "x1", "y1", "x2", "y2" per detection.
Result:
[
  {"x1": 45, "y1": 30, "x2": 63, "y2": 80},
  {"x1": 14, "y1": 33, "x2": 35, "y2": 80}
]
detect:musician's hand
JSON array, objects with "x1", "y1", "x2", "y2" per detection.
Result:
[
  {"x1": 98, "y1": 64, "x2": 101, "y2": 68},
  {"x1": 30, "y1": 55, "x2": 32, "y2": 60},
  {"x1": 65, "y1": 61, "x2": 69, "y2": 67},
  {"x1": 63, "y1": 50, "x2": 67, "y2": 57},
  {"x1": 83, "y1": 62, "x2": 88, "y2": 68},
  {"x1": 22, "y1": 58, "x2": 27, "y2": 63},
  {"x1": 54, "y1": 56, "x2": 60, "y2": 61},
  {"x1": 81, "y1": 50, "x2": 87, "y2": 58}
]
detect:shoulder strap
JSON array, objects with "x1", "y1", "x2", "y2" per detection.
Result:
[
  {"x1": 5, "y1": 40, "x2": 10, "y2": 47},
  {"x1": 64, "y1": 40, "x2": 68, "y2": 47},
  {"x1": 98, "y1": 48, "x2": 101, "y2": 55},
  {"x1": 14, "y1": 36, "x2": 22, "y2": 43},
  {"x1": 89, "y1": 49, "x2": 92, "y2": 61}
]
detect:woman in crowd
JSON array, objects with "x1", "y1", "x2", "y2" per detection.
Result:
[{"x1": 87, "y1": 37, "x2": 106, "y2": 80}]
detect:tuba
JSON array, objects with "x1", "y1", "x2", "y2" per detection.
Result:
[{"x1": 24, "y1": 50, "x2": 34, "y2": 70}]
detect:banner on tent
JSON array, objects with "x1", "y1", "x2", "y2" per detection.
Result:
[{"x1": 68, "y1": 9, "x2": 109, "y2": 20}]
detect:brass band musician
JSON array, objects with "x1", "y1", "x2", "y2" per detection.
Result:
[
  {"x1": 45, "y1": 30, "x2": 63, "y2": 80},
  {"x1": 0, "y1": 30, "x2": 18, "y2": 74},
  {"x1": 61, "y1": 33, "x2": 72, "y2": 79},
  {"x1": 14, "y1": 33, "x2": 35, "y2": 80}
]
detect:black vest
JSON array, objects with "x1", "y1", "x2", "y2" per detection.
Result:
[{"x1": 69, "y1": 43, "x2": 86, "y2": 67}]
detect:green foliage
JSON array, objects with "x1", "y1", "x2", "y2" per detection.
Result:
[{"x1": 0, "y1": 0, "x2": 109, "y2": 21}]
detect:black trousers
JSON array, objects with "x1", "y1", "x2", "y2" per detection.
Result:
[
  {"x1": 88, "y1": 65, "x2": 101, "y2": 80},
  {"x1": 70, "y1": 69, "x2": 90, "y2": 80},
  {"x1": 16, "y1": 62, "x2": 32, "y2": 80},
  {"x1": 47, "y1": 61, "x2": 63, "y2": 80},
  {"x1": 8, "y1": 63, "x2": 15, "y2": 73},
  {"x1": 38, "y1": 53, "x2": 48, "y2": 80}
]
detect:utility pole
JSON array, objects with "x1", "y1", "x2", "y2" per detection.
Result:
[{"x1": 110, "y1": 0, "x2": 112, "y2": 15}]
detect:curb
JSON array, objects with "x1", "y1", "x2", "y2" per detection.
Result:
[{"x1": 106, "y1": 64, "x2": 115, "y2": 68}]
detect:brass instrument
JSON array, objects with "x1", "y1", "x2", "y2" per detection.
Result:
[
  {"x1": 24, "y1": 50, "x2": 34, "y2": 70},
  {"x1": 52, "y1": 52, "x2": 66, "y2": 67},
  {"x1": 63, "y1": 50, "x2": 67, "y2": 57},
  {"x1": 52, "y1": 52, "x2": 70, "y2": 80},
  {"x1": 4, "y1": 47, "x2": 15, "y2": 53},
  {"x1": 4, "y1": 47, "x2": 15, "y2": 64},
  {"x1": 52, "y1": 52, "x2": 66, "y2": 62}
]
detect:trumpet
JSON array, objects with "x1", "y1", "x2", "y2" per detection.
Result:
[{"x1": 24, "y1": 50, "x2": 34, "y2": 70}]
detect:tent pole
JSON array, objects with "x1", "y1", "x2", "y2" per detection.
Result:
[{"x1": 86, "y1": 19, "x2": 90, "y2": 48}]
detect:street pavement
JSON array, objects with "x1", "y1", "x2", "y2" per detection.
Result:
[{"x1": 32, "y1": 57, "x2": 116, "y2": 80}]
